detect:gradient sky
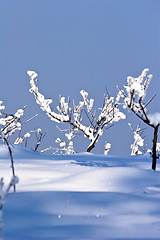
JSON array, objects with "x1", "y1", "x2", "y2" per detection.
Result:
[{"x1": 0, "y1": 0, "x2": 160, "y2": 155}]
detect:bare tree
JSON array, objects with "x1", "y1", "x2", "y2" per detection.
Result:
[
  {"x1": 118, "y1": 68, "x2": 159, "y2": 170},
  {"x1": 0, "y1": 101, "x2": 25, "y2": 191},
  {"x1": 27, "y1": 71, "x2": 126, "y2": 153},
  {"x1": 14, "y1": 128, "x2": 47, "y2": 152},
  {"x1": 128, "y1": 123, "x2": 144, "y2": 155},
  {"x1": 0, "y1": 101, "x2": 20, "y2": 237}
]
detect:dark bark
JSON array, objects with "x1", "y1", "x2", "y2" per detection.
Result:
[
  {"x1": 152, "y1": 125, "x2": 159, "y2": 171},
  {"x1": 87, "y1": 133, "x2": 100, "y2": 152},
  {"x1": 87, "y1": 143, "x2": 95, "y2": 152}
]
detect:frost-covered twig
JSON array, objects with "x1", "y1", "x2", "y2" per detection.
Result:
[
  {"x1": 41, "y1": 146, "x2": 54, "y2": 153},
  {"x1": 54, "y1": 127, "x2": 77, "y2": 155},
  {"x1": 23, "y1": 114, "x2": 38, "y2": 125},
  {"x1": 34, "y1": 129, "x2": 47, "y2": 151}
]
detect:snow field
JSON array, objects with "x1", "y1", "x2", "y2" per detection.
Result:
[{"x1": 0, "y1": 145, "x2": 160, "y2": 239}]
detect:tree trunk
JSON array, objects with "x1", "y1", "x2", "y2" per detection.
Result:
[
  {"x1": 152, "y1": 125, "x2": 159, "y2": 171},
  {"x1": 87, "y1": 142, "x2": 95, "y2": 152},
  {"x1": 87, "y1": 134, "x2": 100, "y2": 152}
]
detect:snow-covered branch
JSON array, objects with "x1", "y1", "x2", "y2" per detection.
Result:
[
  {"x1": 28, "y1": 71, "x2": 70, "y2": 123},
  {"x1": 0, "y1": 103, "x2": 24, "y2": 140}
]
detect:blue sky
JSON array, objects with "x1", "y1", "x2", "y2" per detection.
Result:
[{"x1": 0, "y1": 0, "x2": 160, "y2": 155}]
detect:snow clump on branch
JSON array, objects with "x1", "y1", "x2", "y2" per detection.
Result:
[
  {"x1": 80, "y1": 90, "x2": 94, "y2": 112},
  {"x1": 104, "y1": 141, "x2": 111, "y2": 155}
]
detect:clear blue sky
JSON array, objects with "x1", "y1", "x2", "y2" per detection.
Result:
[{"x1": 0, "y1": 0, "x2": 160, "y2": 155}]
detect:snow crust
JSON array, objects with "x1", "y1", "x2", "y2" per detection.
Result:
[{"x1": 0, "y1": 145, "x2": 160, "y2": 239}]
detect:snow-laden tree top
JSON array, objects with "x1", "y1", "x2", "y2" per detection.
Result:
[
  {"x1": 119, "y1": 68, "x2": 160, "y2": 127},
  {"x1": 27, "y1": 70, "x2": 126, "y2": 152},
  {"x1": 119, "y1": 68, "x2": 159, "y2": 170}
]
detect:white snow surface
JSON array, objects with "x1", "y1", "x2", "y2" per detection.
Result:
[{"x1": 0, "y1": 144, "x2": 160, "y2": 240}]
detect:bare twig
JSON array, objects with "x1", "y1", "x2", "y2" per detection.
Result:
[
  {"x1": 23, "y1": 114, "x2": 38, "y2": 124},
  {"x1": 144, "y1": 94, "x2": 156, "y2": 108},
  {"x1": 34, "y1": 131, "x2": 47, "y2": 151}
]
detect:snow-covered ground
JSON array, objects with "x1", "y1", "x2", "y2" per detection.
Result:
[{"x1": 0, "y1": 144, "x2": 160, "y2": 240}]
